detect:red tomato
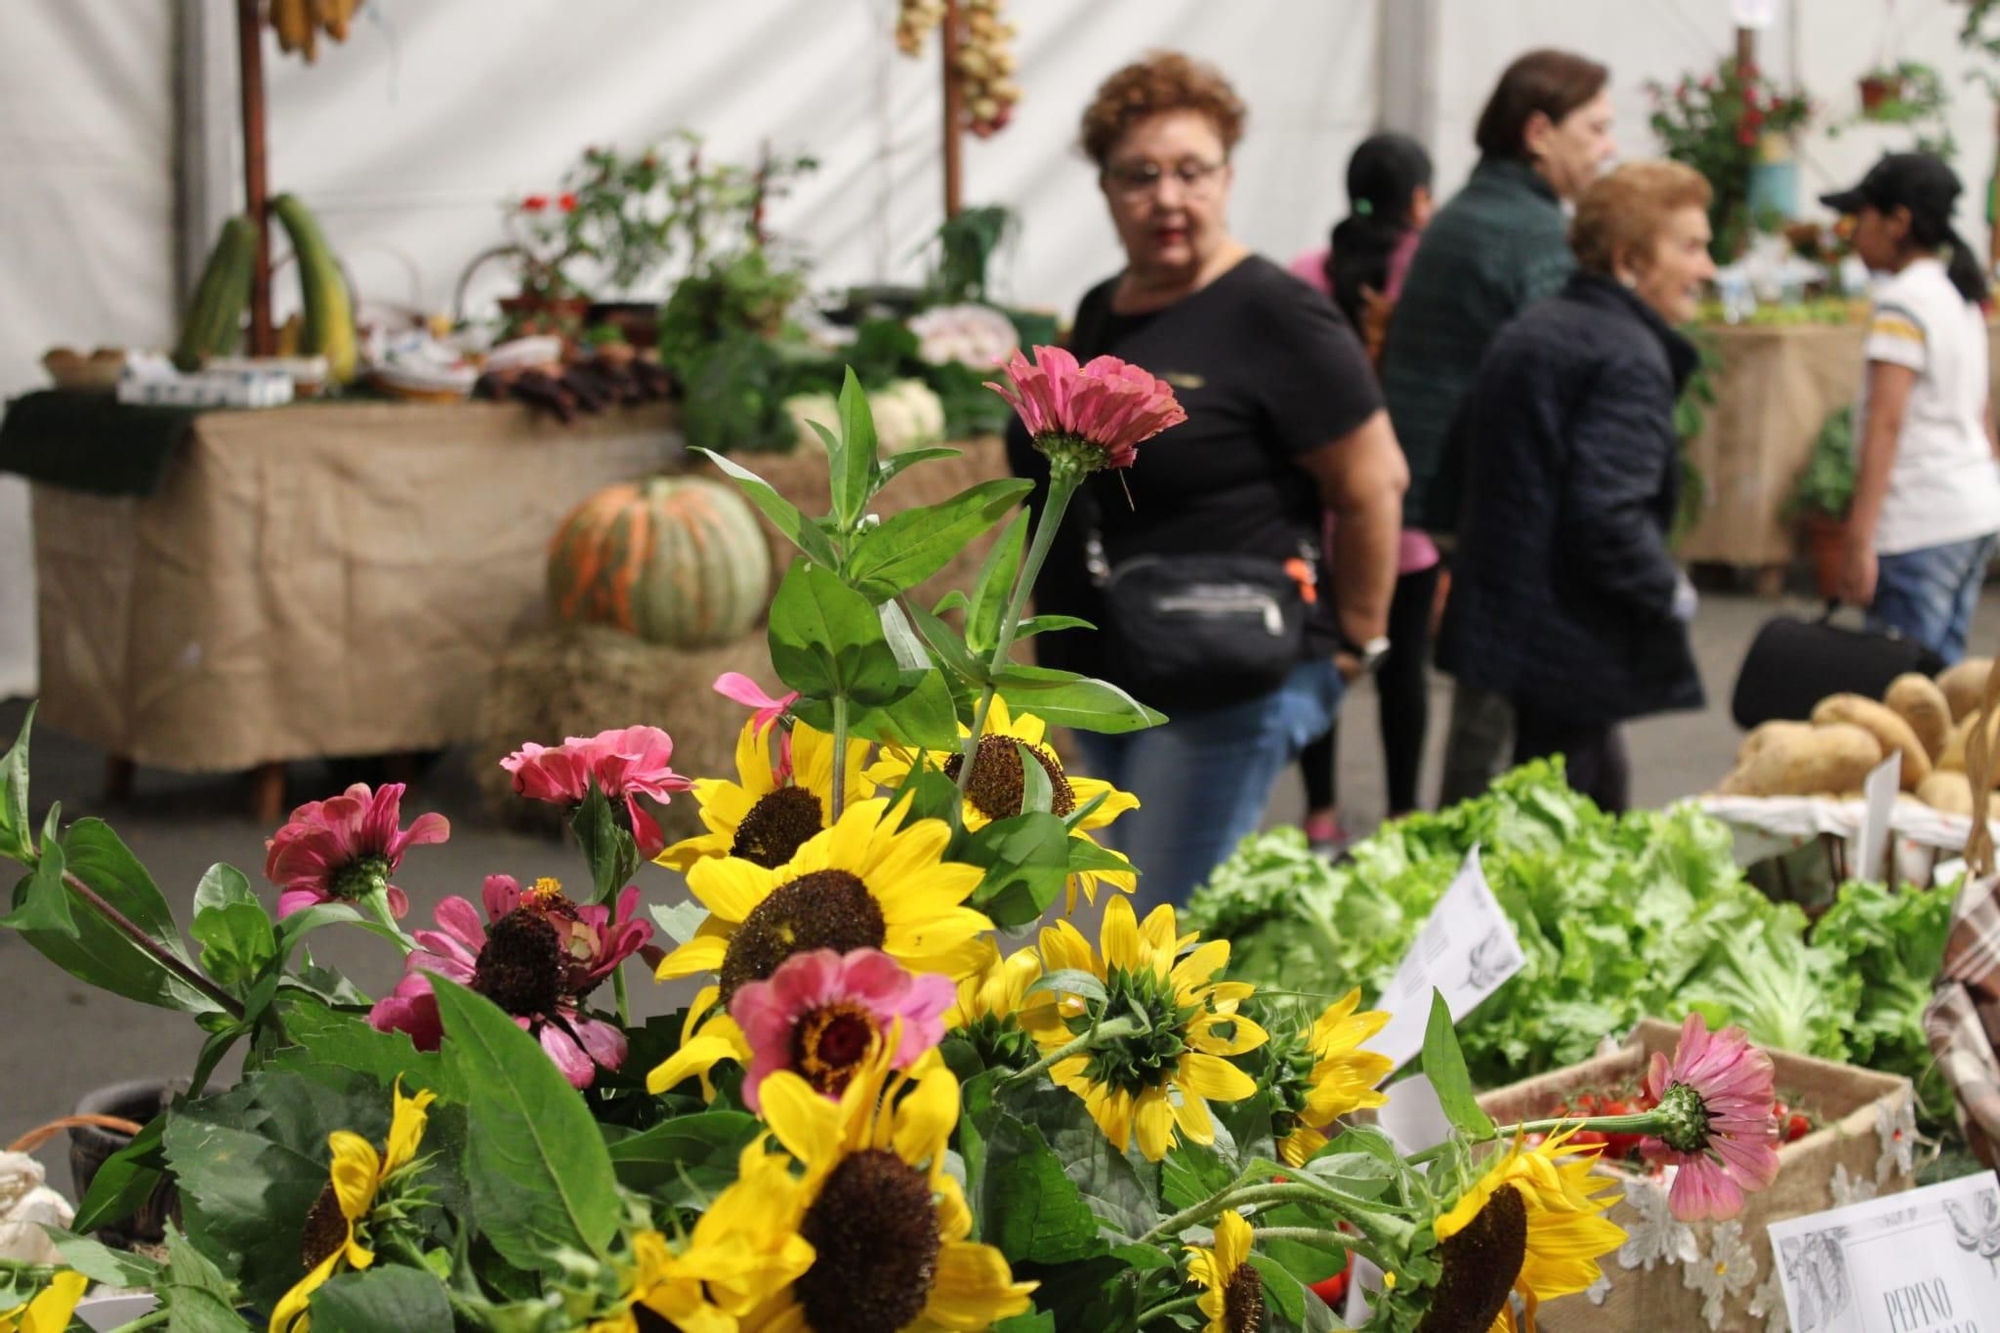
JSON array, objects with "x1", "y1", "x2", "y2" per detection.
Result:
[{"x1": 1785, "y1": 1113, "x2": 1812, "y2": 1144}]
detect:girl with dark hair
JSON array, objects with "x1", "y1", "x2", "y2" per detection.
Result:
[
  {"x1": 1288, "y1": 133, "x2": 1436, "y2": 850},
  {"x1": 1822, "y1": 152, "x2": 2000, "y2": 662}
]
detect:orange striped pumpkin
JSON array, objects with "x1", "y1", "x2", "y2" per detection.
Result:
[{"x1": 546, "y1": 476, "x2": 771, "y2": 647}]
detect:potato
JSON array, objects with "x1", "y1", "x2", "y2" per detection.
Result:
[
  {"x1": 1809, "y1": 694, "x2": 1931, "y2": 790},
  {"x1": 1940, "y1": 711, "x2": 2000, "y2": 787},
  {"x1": 1917, "y1": 770, "x2": 2000, "y2": 819},
  {"x1": 1735, "y1": 720, "x2": 1815, "y2": 768},
  {"x1": 1937, "y1": 657, "x2": 1995, "y2": 721},
  {"x1": 1720, "y1": 722, "x2": 1882, "y2": 797},
  {"x1": 1884, "y1": 673, "x2": 1953, "y2": 761}
]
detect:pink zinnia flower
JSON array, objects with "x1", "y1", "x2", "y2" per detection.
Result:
[
  {"x1": 713, "y1": 672, "x2": 798, "y2": 782},
  {"x1": 369, "y1": 874, "x2": 651, "y2": 1089},
  {"x1": 499, "y1": 726, "x2": 693, "y2": 860},
  {"x1": 729, "y1": 948, "x2": 954, "y2": 1113},
  {"x1": 1642, "y1": 1013, "x2": 1781, "y2": 1221},
  {"x1": 264, "y1": 783, "x2": 448, "y2": 920},
  {"x1": 986, "y1": 345, "x2": 1186, "y2": 474}
]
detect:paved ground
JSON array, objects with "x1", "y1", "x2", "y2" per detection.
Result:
[{"x1": 6, "y1": 587, "x2": 1998, "y2": 1190}]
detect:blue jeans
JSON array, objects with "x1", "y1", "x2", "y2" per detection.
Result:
[
  {"x1": 1870, "y1": 533, "x2": 1998, "y2": 664},
  {"x1": 1072, "y1": 658, "x2": 1345, "y2": 915}
]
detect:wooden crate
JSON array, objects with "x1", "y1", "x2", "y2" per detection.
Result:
[{"x1": 1475, "y1": 1019, "x2": 1915, "y2": 1332}]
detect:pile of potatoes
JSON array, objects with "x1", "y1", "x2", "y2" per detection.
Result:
[{"x1": 1717, "y1": 658, "x2": 2000, "y2": 817}]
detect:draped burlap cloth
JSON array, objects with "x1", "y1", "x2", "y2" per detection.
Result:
[{"x1": 1475, "y1": 1019, "x2": 1914, "y2": 1332}]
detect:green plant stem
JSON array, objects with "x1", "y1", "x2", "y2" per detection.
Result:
[
  {"x1": 830, "y1": 693, "x2": 851, "y2": 822},
  {"x1": 613, "y1": 963, "x2": 632, "y2": 1028},
  {"x1": 1403, "y1": 1112, "x2": 1670, "y2": 1168},
  {"x1": 957, "y1": 465, "x2": 1082, "y2": 803},
  {"x1": 1252, "y1": 1225, "x2": 1366, "y2": 1249},
  {"x1": 1139, "y1": 1182, "x2": 1319, "y2": 1245},
  {"x1": 61, "y1": 868, "x2": 244, "y2": 1020},
  {"x1": 1134, "y1": 1293, "x2": 1203, "y2": 1327},
  {"x1": 1001, "y1": 1014, "x2": 1140, "y2": 1085},
  {"x1": 106, "y1": 1310, "x2": 169, "y2": 1333},
  {"x1": 362, "y1": 886, "x2": 415, "y2": 956}
]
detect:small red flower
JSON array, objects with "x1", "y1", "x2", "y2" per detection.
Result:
[
  {"x1": 986, "y1": 345, "x2": 1187, "y2": 474},
  {"x1": 557, "y1": 192, "x2": 578, "y2": 212},
  {"x1": 521, "y1": 194, "x2": 550, "y2": 212},
  {"x1": 500, "y1": 726, "x2": 693, "y2": 860},
  {"x1": 264, "y1": 782, "x2": 448, "y2": 920}
]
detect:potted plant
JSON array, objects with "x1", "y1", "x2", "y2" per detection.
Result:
[
  {"x1": 1788, "y1": 405, "x2": 1858, "y2": 596},
  {"x1": 1648, "y1": 56, "x2": 1814, "y2": 260}
]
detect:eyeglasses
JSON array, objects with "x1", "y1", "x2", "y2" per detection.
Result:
[{"x1": 1103, "y1": 159, "x2": 1227, "y2": 199}]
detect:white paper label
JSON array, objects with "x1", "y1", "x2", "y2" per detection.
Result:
[
  {"x1": 1369, "y1": 846, "x2": 1525, "y2": 1075},
  {"x1": 1375, "y1": 1073, "x2": 1453, "y2": 1154},
  {"x1": 1768, "y1": 1173, "x2": 2000, "y2": 1331},
  {"x1": 1857, "y1": 750, "x2": 1903, "y2": 883}
]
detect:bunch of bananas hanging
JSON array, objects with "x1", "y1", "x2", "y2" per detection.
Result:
[
  {"x1": 893, "y1": 0, "x2": 1020, "y2": 138},
  {"x1": 268, "y1": 0, "x2": 363, "y2": 63}
]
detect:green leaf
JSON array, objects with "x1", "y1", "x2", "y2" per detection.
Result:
[
  {"x1": 311, "y1": 1265, "x2": 452, "y2": 1333},
  {"x1": 971, "y1": 1109, "x2": 1105, "y2": 1264},
  {"x1": 71, "y1": 1112, "x2": 168, "y2": 1235},
  {"x1": 51, "y1": 1227, "x2": 167, "y2": 1289},
  {"x1": 162, "y1": 1222, "x2": 249, "y2": 1332},
  {"x1": 967, "y1": 812, "x2": 1074, "y2": 928},
  {"x1": 992, "y1": 1069, "x2": 1159, "y2": 1244},
  {"x1": 904, "y1": 600, "x2": 989, "y2": 686},
  {"x1": 877, "y1": 598, "x2": 933, "y2": 672},
  {"x1": 692, "y1": 446, "x2": 841, "y2": 568},
  {"x1": 966, "y1": 509, "x2": 1028, "y2": 656},
  {"x1": 11, "y1": 818, "x2": 215, "y2": 1012},
  {"x1": 1016, "y1": 614, "x2": 1095, "y2": 639},
  {"x1": 1017, "y1": 741, "x2": 1054, "y2": 815},
  {"x1": 847, "y1": 669, "x2": 962, "y2": 752},
  {"x1": 844, "y1": 478, "x2": 1032, "y2": 601},
  {"x1": 606, "y1": 1110, "x2": 762, "y2": 1207},
  {"x1": 0, "y1": 701, "x2": 32, "y2": 865},
  {"x1": 189, "y1": 863, "x2": 276, "y2": 993},
  {"x1": 992, "y1": 665, "x2": 1166, "y2": 734},
  {"x1": 875, "y1": 444, "x2": 964, "y2": 493},
  {"x1": 767, "y1": 563, "x2": 907, "y2": 705},
  {"x1": 429, "y1": 977, "x2": 621, "y2": 1267},
  {"x1": 832, "y1": 366, "x2": 879, "y2": 531},
  {"x1": 269, "y1": 995, "x2": 464, "y2": 1099},
  {"x1": 1421, "y1": 989, "x2": 1494, "y2": 1139},
  {"x1": 992, "y1": 1313, "x2": 1058, "y2": 1333},
  {"x1": 570, "y1": 782, "x2": 638, "y2": 905},
  {"x1": 1, "y1": 806, "x2": 72, "y2": 934},
  {"x1": 1027, "y1": 968, "x2": 1109, "y2": 1007}
]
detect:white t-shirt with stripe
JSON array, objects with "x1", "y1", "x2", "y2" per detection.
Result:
[{"x1": 1857, "y1": 257, "x2": 2000, "y2": 555}]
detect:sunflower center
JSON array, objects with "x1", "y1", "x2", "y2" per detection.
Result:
[
  {"x1": 329, "y1": 853, "x2": 391, "y2": 902},
  {"x1": 1224, "y1": 1259, "x2": 1267, "y2": 1333},
  {"x1": 471, "y1": 908, "x2": 567, "y2": 1017},
  {"x1": 717, "y1": 870, "x2": 887, "y2": 1005},
  {"x1": 1415, "y1": 1184, "x2": 1528, "y2": 1333},
  {"x1": 796, "y1": 1147, "x2": 941, "y2": 1333},
  {"x1": 299, "y1": 1180, "x2": 349, "y2": 1269},
  {"x1": 1071, "y1": 965, "x2": 1192, "y2": 1098},
  {"x1": 730, "y1": 787, "x2": 825, "y2": 869},
  {"x1": 1656, "y1": 1081, "x2": 1713, "y2": 1155},
  {"x1": 794, "y1": 1003, "x2": 881, "y2": 1098},
  {"x1": 945, "y1": 735, "x2": 1075, "y2": 821}
]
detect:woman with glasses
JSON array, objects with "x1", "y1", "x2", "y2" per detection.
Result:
[{"x1": 1007, "y1": 52, "x2": 1407, "y2": 912}]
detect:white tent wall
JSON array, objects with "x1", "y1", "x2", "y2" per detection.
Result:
[{"x1": 0, "y1": 3, "x2": 179, "y2": 698}]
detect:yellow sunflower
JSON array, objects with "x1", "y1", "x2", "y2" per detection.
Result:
[
  {"x1": 743, "y1": 1041, "x2": 1036, "y2": 1331},
  {"x1": 588, "y1": 1139, "x2": 815, "y2": 1333},
  {"x1": 1187, "y1": 1209, "x2": 1264, "y2": 1333},
  {"x1": 1273, "y1": 990, "x2": 1395, "y2": 1167},
  {"x1": 1019, "y1": 896, "x2": 1267, "y2": 1161},
  {"x1": 0, "y1": 1270, "x2": 86, "y2": 1333},
  {"x1": 865, "y1": 694, "x2": 1138, "y2": 912},
  {"x1": 945, "y1": 938, "x2": 1044, "y2": 1068},
  {"x1": 650, "y1": 796, "x2": 992, "y2": 1098},
  {"x1": 1423, "y1": 1127, "x2": 1626, "y2": 1333},
  {"x1": 658, "y1": 716, "x2": 874, "y2": 873},
  {"x1": 270, "y1": 1079, "x2": 436, "y2": 1333}
]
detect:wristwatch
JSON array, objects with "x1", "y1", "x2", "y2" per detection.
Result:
[{"x1": 1337, "y1": 633, "x2": 1392, "y2": 674}]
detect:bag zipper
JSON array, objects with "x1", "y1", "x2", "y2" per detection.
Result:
[{"x1": 1154, "y1": 590, "x2": 1286, "y2": 635}]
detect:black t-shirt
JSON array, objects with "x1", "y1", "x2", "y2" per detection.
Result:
[{"x1": 1007, "y1": 254, "x2": 1382, "y2": 675}]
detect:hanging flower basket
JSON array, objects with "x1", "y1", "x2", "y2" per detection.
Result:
[
  {"x1": 1477, "y1": 1019, "x2": 1916, "y2": 1332},
  {"x1": 1859, "y1": 73, "x2": 1903, "y2": 113}
]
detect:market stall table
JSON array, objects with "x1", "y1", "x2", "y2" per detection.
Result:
[
  {"x1": 5, "y1": 395, "x2": 682, "y2": 820},
  {"x1": 1678, "y1": 318, "x2": 2000, "y2": 583}
]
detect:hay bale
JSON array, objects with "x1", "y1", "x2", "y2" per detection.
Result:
[
  {"x1": 475, "y1": 624, "x2": 773, "y2": 842},
  {"x1": 685, "y1": 435, "x2": 1013, "y2": 610}
]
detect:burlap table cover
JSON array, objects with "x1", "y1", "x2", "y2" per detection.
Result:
[
  {"x1": 31, "y1": 401, "x2": 682, "y2": 771},
  {"x1": 1679, "y1": 321, "x2": 2000, "y2": 568},
  {"x1": 1475, "y1": 1018, "x2": 1915, "y2": 1333}
]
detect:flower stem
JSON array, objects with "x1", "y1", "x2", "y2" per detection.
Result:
[
  {"x1": 1134, "y1": 1294, "x2": 1202, "y2": 1328},
  {"x1": 61, "y1": 868, "x2": 244, "y2": 1020},
  {"x1": 830, "y1": 692, "x2": 851, "y2": 822},
  {"x1": 1403, "y1": 1112, "x2": 1669, "y2": 1167},
  {"x1": 1252, "y1": 1225, "x2": 1366, "y2": 1248},
  {"x1": 612, "y1": 961, "x2": 632, "y2": 1028},
  {"x1": 957, "y1": 466, "x2": 1082, "y2": 803},
  {"x1": 362, "y1": 886, "x2": 415, "y2": 956},
  {"x1": 1002, "y1": 1013, "x2": 1140, "y2": 1085}
]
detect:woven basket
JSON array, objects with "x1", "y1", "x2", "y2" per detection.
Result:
[{"x1": 1475, "y1": 1019, "x2": 1916, "y2": 1332}]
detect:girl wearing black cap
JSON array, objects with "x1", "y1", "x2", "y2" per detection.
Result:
[{"x1": 1822, "y1": 152, "x2": 2000, "y2": 662}]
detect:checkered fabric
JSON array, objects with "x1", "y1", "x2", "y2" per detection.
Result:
[{"x1": 1926, "y1": 873, "x2": 2000, "y2": 1165}]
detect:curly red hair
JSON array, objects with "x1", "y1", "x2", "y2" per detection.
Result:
[{"x1": 1079, "y1": 52, "x2": 1246, "y2": 168}]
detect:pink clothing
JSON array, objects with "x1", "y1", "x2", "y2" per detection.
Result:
[{"x1": 1293, "y1": 241, "x2": 1438, "y2": 576}]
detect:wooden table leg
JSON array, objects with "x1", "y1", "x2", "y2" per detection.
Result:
[
  {"x1": 103, "y1": 756, "x2": 135, "y2": 803},
  {"x1": 250, "y1": 762, "x2": 286, "y2": 826}
]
